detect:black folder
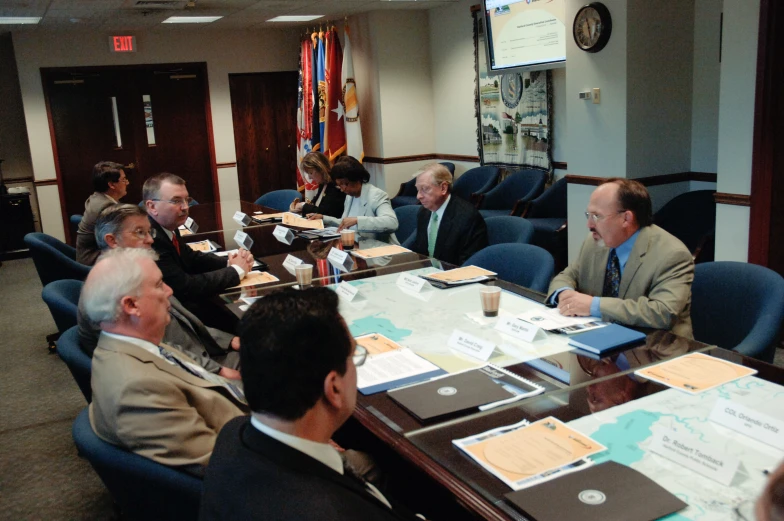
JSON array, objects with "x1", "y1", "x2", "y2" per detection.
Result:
[{"x1": 504, "y1": 461, "x2": 687, "y2": 521}]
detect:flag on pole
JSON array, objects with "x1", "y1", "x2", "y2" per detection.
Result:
[
  {"x1": 316, "y1": 30, "x2": 326, "y2": 152},
  {"x1": 296, "y1": 38, "x2": 318, "y2": 193},
  {"x1": 341, "y1": 24, "x2": 364, "y2": 162},
  {"x1": 324, "y1": 26, "x2": 346, "y2": 161},
  {"x1": 310, "y1": 31, "x2": 321, "y2": 152}
]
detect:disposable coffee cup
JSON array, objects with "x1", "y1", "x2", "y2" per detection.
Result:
[
  {"x1": 479, "y1": 286, "x2": 502, "y2": 317},
  {"x1": 340, "y1": 229, "x2": 356, "y2": 250},
  {"x1": 295, "y1": 264, "x2": 313, "y2": 288}
]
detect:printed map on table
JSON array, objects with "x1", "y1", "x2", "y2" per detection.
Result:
[
  {"x1": 568, "y1": 376, "x2": 784, "y2": 521},
  {"x1": 333, "y1": 268, "x2": 575, "y2": 373}
]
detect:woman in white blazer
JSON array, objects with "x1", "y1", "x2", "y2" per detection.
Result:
[{"x1": 307, "y1": 156, "x2": 399, "y2": 245}]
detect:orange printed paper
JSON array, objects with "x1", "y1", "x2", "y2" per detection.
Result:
[
  {"x1": 351, "y1": 245, "x2": 411, "y2": 259},
  {"x1": 427, "y1": 265, "x2": 496, "y2": 283},
  {"x1": 635, "y1": 352, "x2": 757, "y2": 394},
  {"x1": 229, "y1": 271, "x2": 280, "y2": 289},
  {"x1": 355, "y1": 333, "x2": 403, "y2": 355},
  {"x1": 282, "y1": 213, "x2": 324, "y2": 229}
]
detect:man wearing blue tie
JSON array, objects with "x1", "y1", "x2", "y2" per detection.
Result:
[{"x1": 547, "y1": 179, "x2": 694, "y2": 338}]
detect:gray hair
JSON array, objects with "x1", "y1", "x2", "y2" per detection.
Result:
[
  {"x1": 417, "y1": 163, "x2": 453, "y2": 191},
  {"x1": 81, "y1": 248, "x2": 159, "y2": 325},
  {"x1": 142, "y1": 172, "x2": 186, "y2": 201},
  {"x1": 95, "y1": 204, "x2": 148, "y2": 250}
]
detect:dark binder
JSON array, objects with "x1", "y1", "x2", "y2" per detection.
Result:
[
  {"x1": 504, "y1": 461, "x2": 687, "y2": 521},
  {"x1": 388, "y1": 365, "x2": 543, "y2": 422}
]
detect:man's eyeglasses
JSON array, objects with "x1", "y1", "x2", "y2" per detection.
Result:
[
  {"x1": 126, "y1": 228, "x2": 157, "y2": 240},
  {"x1": 353, "y1": 345, "x2": 368, "y2": 367},
  {"x1": 151, "y1": 197, "x2": 194, "y2": 208},
  {"x1": 584, "y1": 210, "x2": 626, "y2": 224},
  {"x1": 117, "y1": 177, "x2": 130, "y2": 184}
]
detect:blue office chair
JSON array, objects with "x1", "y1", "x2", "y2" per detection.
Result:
[
  {"x1": 478, "y1": 168, "x2": 547, "y2": 218},
  {"x1": 24, "y1": 233, "x2": 91, "y2": 287},
  {"x1": 484, "y1": 216, "x2": 534, "y2": 245},
  {"x1": 57, "y1": 325, "x2": 92, "y2": 403},
  {"x1": 254, "y1": 189, "x2": 302, "y2": 211},
  {"x1": 391, "y1": 176, "x2": 420, "y2": 208},
  {"x1": 72, "y1": 408, "x2": 203, "y2": 521},
  {"x1": 42, "y1": 280, "x2": 82, "y2": 334},
  {"x1": 452, "y1": 166, "x2": 501, "y2": 204},
  {"x1": 654, "y1": 190, "x2": 716, "y2": 263},
  {"x1": 463, "y1": 244, "x2": 554, "y2": 293},
  {"x1": 440, "y1": 162, "x2": 456, "y2": 175},
  {"x1": 521, "y1": 177, "x2": 568, "y2": 271},
  {"x1": 394, "y1": 205, "x2": 420, "y2": 248},
  {"x1": 691, "y1": 262, "x2": 784, "y2": 363},
  {"x1": 69, "y1": 214, "x2": 82, "y2": 244}
]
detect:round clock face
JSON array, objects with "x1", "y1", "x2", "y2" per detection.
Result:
[{"x1": 573, "y1": 3, "x2": 612, "y2": 53}]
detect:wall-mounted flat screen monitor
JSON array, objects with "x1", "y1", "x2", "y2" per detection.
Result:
[{"x1": 483, "y1": 0, "x2": 566, "y2": 73}]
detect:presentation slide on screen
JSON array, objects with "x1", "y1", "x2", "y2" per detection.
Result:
[{"x1": 485, "y1": 0, "x2": 565, "y2": 70}]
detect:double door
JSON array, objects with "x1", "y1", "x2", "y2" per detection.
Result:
[{"x1": 42, "y1": 63, "x2": 215, "y2": 236}]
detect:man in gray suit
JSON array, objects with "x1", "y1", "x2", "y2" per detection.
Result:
[
  {"x1": 83, "y1": 247, "x2": 247, "y2": 475},
  {"x1": 76, "y1": 161, "x2": 129, "y2": 265},
  {"x1": 76, "y1": 204, "x2": 240, "y2": 379},
  {"x1": 548, "y1": 178, "x2": 694, "y2": 338}
]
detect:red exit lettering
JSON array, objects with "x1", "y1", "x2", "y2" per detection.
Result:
[{"x1": 111, "y1": 36, "x2": 135, "y2": 52}]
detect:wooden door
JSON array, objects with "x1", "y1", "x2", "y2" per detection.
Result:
[
  {"x1": 229, "y1": 72, "x2": 298, "y2": 203},
  {"x1": 42, "y1": 63, "x2": 216, "y2": 241}
]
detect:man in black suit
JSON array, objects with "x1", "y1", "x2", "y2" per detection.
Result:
[
  {"x1": 411, "y1": 163, "x2": 487, "y2": 265},
  {"x1": 144, "y1": 173, "x2": 253, "y2": 327},
  {"x1": 200, "y1": 288, "x2": 421, "y2": 521}
]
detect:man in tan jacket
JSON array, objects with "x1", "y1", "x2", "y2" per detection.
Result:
[
  {"x1": 548, "y1": 178, "x2": 694, "y2": 338},
  {"x1": 81, "y1": 247, "x2": 247, "y2": 476}
]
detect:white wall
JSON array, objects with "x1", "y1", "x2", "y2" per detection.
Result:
[
  {"x1": 690, "y1": 0, "x2": 721, "y2": 173},
  {"x1": 13, "y1": 27, "x2": 300, "y2": 240}
]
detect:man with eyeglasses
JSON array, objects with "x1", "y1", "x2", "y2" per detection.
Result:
[
  {"x1": 143, "y1": 173, "x2": 254, "y2": 327},
  {"x1": 201, "y1": 288, "x2": 425, "y2": 521},
  {"x1": 546, "y1": 178, "x2": 694, "y2": 338},
  {"x1": 76, "y1": 203, "x2": 241, "y2": 380},
  {"x1": 76, "y1": 161, "x2": 130, "y2": 265}
]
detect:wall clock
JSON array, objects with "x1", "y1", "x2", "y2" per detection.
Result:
[{"x1": 573, "y1": 2, "x2": 612, "y2": 53}]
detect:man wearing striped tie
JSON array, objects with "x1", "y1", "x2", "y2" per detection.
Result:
[
  {"x1": 547, "y1": 178, "x2": 694, "y2": 338},
  {"x1": 410, "y1": 163, "x2": 487, "y2": 265},
  {"x1": 82, "y1": 248, "x2": 248, "y2": 476}
]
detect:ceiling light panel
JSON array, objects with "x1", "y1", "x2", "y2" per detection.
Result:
[{"x1": 162, "y1": 15, "x2": 223, "y2": 22}]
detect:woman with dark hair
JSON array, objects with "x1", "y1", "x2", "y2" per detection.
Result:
[
  {"x1": 76, "y1": 161, "x2": 129, "y2": 265},
  {"x1": 307, "y1": 156, "x2": 399, "y2": 244},
  {"x1": 290, "y1": 151, "x2": 345, "y2": 219}
]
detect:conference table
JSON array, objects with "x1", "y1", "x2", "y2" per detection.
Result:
[{"x1": 187, "y1": 201, "x2": 784, "y2": 521}]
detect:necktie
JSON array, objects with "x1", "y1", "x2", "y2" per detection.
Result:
[
  {"x1": 427, "y1": 212, "x2": 439, "y2": 257},
  {"x1": 342, "y1": 457, "x2": 392, "y2": 509},
  {"x1": 171, "y1": 233, "x2": 181, "y2": 255},
  {"x1": 602, "y1": 249, "x2": 621, "y2": 298},
  {"x1": 157, "y1": 345, "x2": 246, "y2": 404}
]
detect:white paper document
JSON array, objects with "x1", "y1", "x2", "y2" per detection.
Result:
[
  {"x1": 517, "y1": 307, "x2": 607, "y2": 334},
  {"x1": 357, "y1": 347, "x2": 446, "y2": 395}
]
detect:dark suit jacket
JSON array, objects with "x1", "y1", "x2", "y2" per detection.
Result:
[
  {"x1": 200, "y1": 417, "x2": 418, "y2": 521},
  {"x1": 301, "y1": 182, "x2": 346, "y2": 219},
  {"x1": 411, "y1": 196, "x2": 488, "y2": 265}
]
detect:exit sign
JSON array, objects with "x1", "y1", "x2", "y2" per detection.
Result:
[{"x1": 109, "y1": 35, "x2": 136, "y2": 53}]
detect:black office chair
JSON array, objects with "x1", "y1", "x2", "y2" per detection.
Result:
[
  {"x1": 463, "y1": 244, "x2": 554, "y2": 293},
  {"x1": 72, "y1": 408, "x2": 203, "y2": 521},
  {"x1": 653, "y1": 190, "x2": 716, "y2": 263},
  {"x1": 478, "y1": 169, "x2": 547, "y2": 218},
  {"x1": 41, "y1": 279, "x2": 82, "y2": 335},
  {"x1": 254, "y1": 189, "x2": 302, "y2": 211},
  {"x1": 56, "y1": 325, "x2": 92, "y2": 403}
]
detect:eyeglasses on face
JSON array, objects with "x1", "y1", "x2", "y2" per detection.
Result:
[
  {"x1": 116, "y1": 177, "x2": 130, "y2": 184},
  {"x1": 151, "y1": 197, "x2": 194, "y2": 207},
  {"x1": 584, "y1": 210, "x2": 626, "y2": 224},
  {"x1": 353, "y1": 344, "x2": 368, "y2": 367},
  {"x1": 126, "y1": 227, "x2": 157, "y2": 240}
]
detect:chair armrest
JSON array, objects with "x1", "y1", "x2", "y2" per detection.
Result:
[
  {"x1": 472, "y1": 193, "x2": 485, "y2": 208},
  {"x1": 518, "y1": 201, "x2": 533, "y2": 218}
]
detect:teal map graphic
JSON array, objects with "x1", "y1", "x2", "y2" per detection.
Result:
[{"x1": 569, "y1": 377, "x2": 784, "y2": 520}]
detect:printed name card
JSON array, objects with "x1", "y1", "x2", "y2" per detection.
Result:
[
  {"x1": 709, "y1": 398, "x2": 784, "y2": 450},
  {"x1": 272, "y1": 225, "x2": 295, "y2": 245},
  {"x1": 396, "y1": 272, "x2": 430, "y2": 293},
  {"x1": 234, "y1": 230, "x2": 253, "y2": 251},
  {"x1": 495, "y1": 317, "x2": 540, "y2": 343},
  {"x1": 328, "y1": 247, "x2": 355, "y2": 273},
  {"x1": 282, "y1": 254, "x2": 304, "y2": 275},
  {"x1": 233, "y1": 211, "x2": 252, "y2": 226},
  {"x1": 184, "y1": 216, "x2": 199, "y2": 233},
  {"x1": 448, "y1": 329, "x2": 496, "y2": 361},
  {"x1": 336, "y1": 281, "x2": 360, "y2": 301},
  {"x1": 648, "y1": 429, "x2": 739, "y2": 485}
]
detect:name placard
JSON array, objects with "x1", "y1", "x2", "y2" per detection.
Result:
[
  {"x1": 184, "y1": 216, "x2": 199, "y2": 233},
  {"x1": 328, "y1": 247, "x2": 355, "y2": 273},
  {"x1": 234, "y1": 230, "x2": 253, "y2": 251},
  {"x1": 648, "y1": 429, "x2": 739, "y2": 485},
  {"x1": 709, "y1": 398, "x2": 784, "y2": 450},
  {"x1": 336, "y1": 281, "x2": 359, "y2": 301},
  {"x1": 495, "y1": 317, "x2": 540, "y2": 343},
  {"x1": 272, "y1": 225, "x2": 295, "y2": 245},
  {"x1": 282, "y1": 254, "x2": 303, "y2": 275},
  {"x1": 396, "y1": 272, "x2": 430, "y2": 293},
  {"x1": 448, "y1": 329, "x2": 496, "y2": 361},
  {"x1": 233, "y1": 211, "x2": 251, "y2": 226}
]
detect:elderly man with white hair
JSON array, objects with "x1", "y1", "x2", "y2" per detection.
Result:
[{"x1": 82, "y1": 247, "x2": 247, "y2": 476}]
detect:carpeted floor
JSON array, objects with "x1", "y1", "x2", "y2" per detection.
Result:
[{"x1": 0, "y1": 258, "x2": 116, "y2": 520}]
